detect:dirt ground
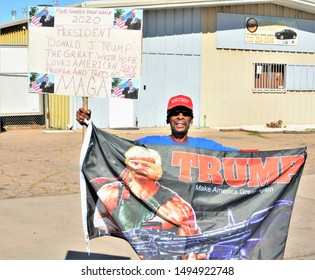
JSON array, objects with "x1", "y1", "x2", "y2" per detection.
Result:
[
  {"x1": 0, "y1": 125, "x2": 314, "y2": 260},
  {"x1": 0, "y1": 125, "x2": 313, "y2": 199}
]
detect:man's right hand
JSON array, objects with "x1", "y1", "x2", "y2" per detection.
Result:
[{"x1": 76, "y1": 108, "x2": 91, "y2": 126}]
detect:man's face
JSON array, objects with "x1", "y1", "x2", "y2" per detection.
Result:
[{"x1": 168, "y1": 106, "x2": 193, "y2": 136}]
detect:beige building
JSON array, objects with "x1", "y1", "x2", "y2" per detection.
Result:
[
  {"x1": 1, "y1": 1, "x2": 315, "y2": 129},
  {"x1": 200, "y1": 2, "x2": 315, "y2": 127},
  {"x1": 83, "y1": 0, "x2": 315, "y2": 128}
]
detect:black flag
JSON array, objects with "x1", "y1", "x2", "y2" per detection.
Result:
[{"x1": 80, "y1": 123, "x2": 306, "y2": 260}]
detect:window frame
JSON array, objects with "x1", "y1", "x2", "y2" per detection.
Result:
[{"x1": 253, "y1": 63, "x2": 287, "y2": 93}]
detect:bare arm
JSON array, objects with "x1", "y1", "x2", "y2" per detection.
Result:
[
  {"x1": 93, "y1": 192, "x2": 122, "y2": 235},
  {"x1": 154, "y1": 195, "x2": 200, "y2": 235},
  {"x1": 97, "y1": 183, "x2": 121, "y2": 215},
  {"x1": 154, "y1": 195, "x2": 205, "y2": 259}
]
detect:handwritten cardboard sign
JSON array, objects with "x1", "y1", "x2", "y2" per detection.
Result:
[{"x1": 28, "y1": 6, "x2": 143, "y2": 98}]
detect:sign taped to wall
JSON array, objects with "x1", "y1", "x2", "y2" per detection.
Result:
[{"x1": 245, "y1": 16, "x2": 298, "y2": 46}]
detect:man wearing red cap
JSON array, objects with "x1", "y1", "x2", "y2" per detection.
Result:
[
  {"x1": 135, "y1": 94, "x2": 237, "y2": 150},
  {"x1": 77, "y1": 95, "x2": 236, "y2": 260},
  {"x1": 76, "y1": 94, "x2": 237, "y2": 151}
]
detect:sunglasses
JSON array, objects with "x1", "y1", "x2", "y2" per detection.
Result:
[{"x1": 168, "y1": 107, "x2": 192, "y2": 117}]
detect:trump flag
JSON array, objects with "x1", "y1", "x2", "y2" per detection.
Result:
[{"x1": 80, "y1": 123, "x2": 307, "y2": 260}]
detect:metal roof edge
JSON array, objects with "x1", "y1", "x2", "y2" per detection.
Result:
[
  {"x1": 80, "y1": 0, "x2": 315, "y2": 13},
  {"x1": 80, "y1": 0, "x2": 274, "y2": 10},
  {"x1": 1, "y1": 0, "x2": 314, "y2": 29},
  {"x1": 0, "y1": 18, "x2": 28, "y2": 29}
]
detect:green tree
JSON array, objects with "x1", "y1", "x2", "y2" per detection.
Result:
[
  {"x1": 29, "y1": 72, "x2": 40, "y2": 83},
  {"x1": 114, "y1": 9, "x2": 125, "y2": 20},
  {"x1": 112, "y1": 78, "x2": 122, "y2": 88},
  {"x1": 29, "y1": 7, "x2": 41, "y2": 18}
]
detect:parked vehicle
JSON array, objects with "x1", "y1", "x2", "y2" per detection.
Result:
[{"x1": 275, "y1": 29, "x2": 297, "y2": 40}]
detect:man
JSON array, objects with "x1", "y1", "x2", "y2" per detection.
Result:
[
  {"x1": 78, "y1": 95, "x2": 237, "y2": 259},
  {"x1": 40, "y1": 8, "x2": 54, "y2": 27},
  {"x1": 76, "y1": 94, "x2": 237, "y2": 151},
  {"x1": 40, "y1": 74, "x2": 54, "y2": 93},
  {"x1": 92, "y1": 146, "x2": 203, "y2": 259},
  {"x1": 125, "y1": 10, "x2": 141, "y2": 30},
  {"x1": 122, "y1": 79, "x2": 138, "y2": 99}
]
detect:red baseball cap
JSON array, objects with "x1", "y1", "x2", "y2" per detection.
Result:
[{"x1": 167, "y1": 95, "x2": 193, "y2": 111}]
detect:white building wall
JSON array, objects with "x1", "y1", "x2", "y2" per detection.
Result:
[{"x1": 136, "y1": 7, "x2": 202, "y2": 127}]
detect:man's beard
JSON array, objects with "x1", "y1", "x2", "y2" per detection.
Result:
[{"x1": 171, "y1": 125, "x2": 190, "y2": 139}]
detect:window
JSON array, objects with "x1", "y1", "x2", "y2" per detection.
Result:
[
  {"x1": 286, "y1": 64, "x2": 315, "y2": 90},
  {"x1": 254, "y1": 63, "x2": 315, "y2": 92},
  {"x1": 254, "y1": 63, "x2": 286, "y2": 92}
]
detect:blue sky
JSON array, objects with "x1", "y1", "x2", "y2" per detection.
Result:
[{"x1": 0, "y1": 0, "x2": 78, "y2": 24}]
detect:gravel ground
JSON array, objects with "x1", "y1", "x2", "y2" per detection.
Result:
[{"x1": 0, "y1": 125, "x2": 313, "y2": 199}]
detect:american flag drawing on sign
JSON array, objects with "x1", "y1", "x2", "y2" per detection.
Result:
[
  {"x1": 112, "y1": 79, "x2": 130, "y2": 98},
  {"x1": 30, "y1": 8, "x2": 47, "y2": 27},
  {"x1": 30, "y1": 74, "x2": 46, "y2": 92},
  {"x1": 116, "y1": 10, "x2": 132, "y2": 29}
]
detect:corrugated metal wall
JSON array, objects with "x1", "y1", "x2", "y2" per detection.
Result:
[
  {"x1": 136, "y1": 8, "x2": 202, "y2": 127},
  {"x1": 201, "y1": 4, "x2": 315, "y2": 127},
  {"x1": 71, "y1": 7, "x2": 202, "y2": 129},
  {"x1": 0, "y1": 25, "x2": 28, "y2": 45},
  {"x1": 3, "y1": 3, "x2": 315, "y2": 129},
  {"x1": 0, "y1": 23, "x2": 71, "y2": 130},
  {"x1": 49, "y1": 95, "x2": 71, "y2": 130},
  {"x1": 0, "y1": 24, "x2": 47, "y2": 128}
]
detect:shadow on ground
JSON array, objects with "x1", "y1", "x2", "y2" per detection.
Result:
[{"x1": 65, "y1": 250, "x2": 131, "y2": 260}]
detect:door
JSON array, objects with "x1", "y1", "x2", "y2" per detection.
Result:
[{"x1": 135, "y1": 8, "x2": 202, "y2": 127}]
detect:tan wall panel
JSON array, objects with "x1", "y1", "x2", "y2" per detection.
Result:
[
  {"x1": 49, "y1": 95, "x2": 70, "y2": 130},
  {"x1": 0, "y1": 29, "x2": 28, "y2": 45},
  {"x1": 201, "y1": 4, "x2": 315, "y2": 127}
]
